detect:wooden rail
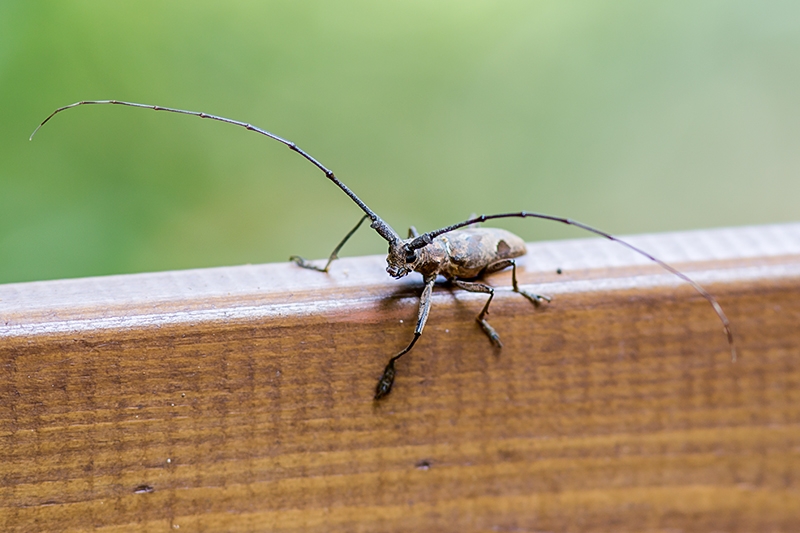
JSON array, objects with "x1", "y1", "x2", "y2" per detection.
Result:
[{"x1": 1, "y1": 223, "x2": 799, "y2": 532}]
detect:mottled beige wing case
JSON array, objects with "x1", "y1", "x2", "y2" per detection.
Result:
[{"x1": 437, "y1": 228, "x2": 526, "y2": 279}]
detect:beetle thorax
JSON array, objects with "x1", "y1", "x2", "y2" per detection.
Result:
[{"x1": 385, "y1": 238, "x2": 448, "y2": 280}]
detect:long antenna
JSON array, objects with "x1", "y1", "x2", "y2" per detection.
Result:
[
  {"x1": 31, "y1": 102, "x2": 735, "y2": 361},
  {"x1": 411, "y1": 211, "x2": 736, "y2": 362},
  {"x1": 30, "y1": 100, "x2": 401, "y2": 243}
]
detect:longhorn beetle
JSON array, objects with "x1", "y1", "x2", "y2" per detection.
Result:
[{"x1": 31, "y1": 100, "x2": 736, "y2": 399}]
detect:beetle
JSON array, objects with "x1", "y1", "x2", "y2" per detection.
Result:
[{"x1": 31, "y1": 100, "x2": 736, "y2": 399}]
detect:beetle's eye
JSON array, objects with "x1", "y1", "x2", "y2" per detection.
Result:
[{"x1": 405, "y1": 251, "x2": 417, "y2": 263}]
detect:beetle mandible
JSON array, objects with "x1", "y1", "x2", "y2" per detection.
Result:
[{"x1": 31, "y1": 100, "x2": 736, "y2": 399}]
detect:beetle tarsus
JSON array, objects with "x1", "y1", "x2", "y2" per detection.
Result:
[
  {"x1": 374, "y1": 330, "x2": 424, "y2": 400},
  {"x1": 289, "y1": 255, "x2": 328, "y2": 273},
  {"x1": 478, "y1": 318, "x2": 503, "y2": 348},
  {"x1": 518, "y1": 290, "x2": 551, "y2": 306},
  {"x1": 374, "y1": 360, "x2": 396, "y2": 400}
]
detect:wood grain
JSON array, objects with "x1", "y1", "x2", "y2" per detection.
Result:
[{"x1": 1, "y1": 223, "x2": 799, "y2": 532}]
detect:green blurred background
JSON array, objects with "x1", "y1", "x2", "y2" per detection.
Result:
[{"x1": 1, "y1": 1, "x2": 798, "y2": 284}]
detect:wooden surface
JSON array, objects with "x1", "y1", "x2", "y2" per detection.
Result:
[{"x1": 1, "y1": 223, "x2": 799, "y2": 532}]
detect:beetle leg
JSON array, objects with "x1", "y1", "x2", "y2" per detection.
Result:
[
  {"x1": 375, "y1": 276, "x2": 437, "y2": 400},
  {"x1": 508, "y1": 259, "x2": 551, "y2": 305},
  {"x1": 290, "y1": 215, "x2": 369, "y2": 272},
  {"x1": 452, "y1": 279, "x2": 503, "y2": 348},
  {"x1": 408, "y1": 226, "x2": 419, "y2": 238},
  {"x1": 485, "y1": 258, "x2": 552, "y2": 306}
]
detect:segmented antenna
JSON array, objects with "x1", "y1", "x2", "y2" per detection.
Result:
[
  {"x1": 32, "y1": 101, "x2": 735, "y2": 361},
  {"x1": 411, "y1": 212, "x2": 736, "y2": 362},
  {"x1": 30, "y1": 100, "x2": 401, "y2": 244}
]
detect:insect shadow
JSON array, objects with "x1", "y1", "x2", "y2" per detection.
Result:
[{"x1": 31, "y1": 100, "x2": 736, "y2": 400}]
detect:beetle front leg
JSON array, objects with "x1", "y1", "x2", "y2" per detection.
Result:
[
  {"x1": 290, "y1": 214, "x2": 369, "y2": 273},
  {"x1": 375, "y1": 276, "x2": 437, "y2": 400},
  {"x1": 452, "y1": 279, "x2": 503, "y2": 348}
]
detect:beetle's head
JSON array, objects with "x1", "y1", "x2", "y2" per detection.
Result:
[{"x1": 386, "y1": 239, "x2": 421, "y2": 279}]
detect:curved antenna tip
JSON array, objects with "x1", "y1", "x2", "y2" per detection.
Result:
[{"x1": 30, "y1": 120, "x2": 49, "y2": 141}]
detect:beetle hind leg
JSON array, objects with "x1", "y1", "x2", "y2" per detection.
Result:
[
  {"x1": 452, "y1": 280, "x2": 503, "y2": 348},
  {"x1": 509, "y1": 259, "x2": 551, "y2": 305},
  {"x1": 484, "y1": 259, "x2": 551, "y2": 306}
]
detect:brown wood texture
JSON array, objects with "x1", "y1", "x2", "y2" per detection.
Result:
[{"x1": 1, "y1": 223, "x2": 799, "y2": 532}]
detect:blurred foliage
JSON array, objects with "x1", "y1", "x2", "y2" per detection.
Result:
[{"x1": 1, "y1": 1, "x2": 799, "y2": 283}]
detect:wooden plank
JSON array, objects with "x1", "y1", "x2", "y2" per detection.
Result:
[{"x1": 1, "y1": 223, "x2": 799, "y2": 532}]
